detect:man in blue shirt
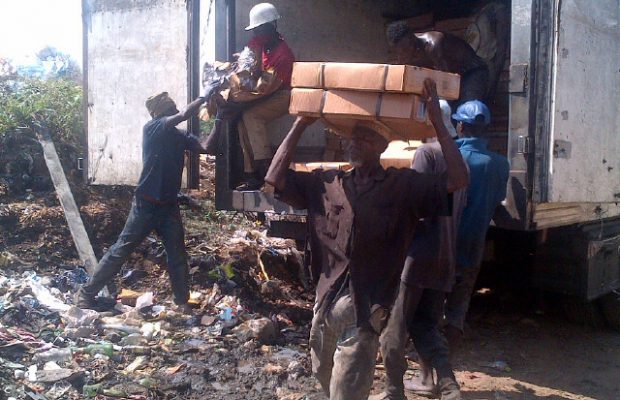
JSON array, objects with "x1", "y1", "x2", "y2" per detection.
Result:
[
  {"x1": 76, "y1": 88, "x2": 216, "y2": 312},
  {"x1": 444, "y1": 100, "x2": 510, "y2": 343}
]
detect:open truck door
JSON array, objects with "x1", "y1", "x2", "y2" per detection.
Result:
[
  {"x1": 546, "y1": 0, "x2": 620, "y2": 204},
  {"x1": 83, "y1": 0, "x2": 200, "y2": 186}
]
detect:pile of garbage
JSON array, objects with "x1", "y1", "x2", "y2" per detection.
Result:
[{"x1": 0, "y1": 230, "x2": 322, "y2": 400}]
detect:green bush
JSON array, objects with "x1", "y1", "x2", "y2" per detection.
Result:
[{"x1": 0, "y1": 77, "x2": 83, "y2": 147}]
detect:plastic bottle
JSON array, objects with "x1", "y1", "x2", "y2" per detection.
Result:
[
  {"x1": 122, "y1": 345, "x2": 151, "y2": 355},
  {"x1": 80, "y1": 343, "x2": 114, "y2": 357},
  {"x1": 34, "y1": 348, "x2": 73, "y2": 363},
  {"x1": 83, "y1": 383, "x2": 102, "y2": 397}
]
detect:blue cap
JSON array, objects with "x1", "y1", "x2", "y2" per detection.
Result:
[{"x1": 452, "y1": 100, "x2": 491, "y2": 125}]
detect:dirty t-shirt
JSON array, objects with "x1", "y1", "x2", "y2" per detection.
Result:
[
  {"x1": 248, "y1": 35, "x2": 295, "y2": 88},
  {"x1": 135, "y1": 117, "x2": 202, "y2": 204},
  {"x1": 401, "y1": 142, "x2": 467, "y2": 292},
  {"x1": 275, "y1": 166, "x2": 449, "y2": 328}
]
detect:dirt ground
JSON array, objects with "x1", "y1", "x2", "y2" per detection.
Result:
[
  {"x1": 1, "y1": 157, "x2": 619, "y2": 400},
  {"x1": 373, "y1": 295, "x2": 620, "y2": 400}
]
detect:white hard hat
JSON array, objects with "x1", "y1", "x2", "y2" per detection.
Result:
[{"x1": 245, "y1": 3, "x2": 281, "y2": 31}]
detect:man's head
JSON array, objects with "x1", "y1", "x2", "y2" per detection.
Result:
[
  {"x1": 145, "y1": 92, "x2": 179, "y2": 119},
  {"x1": 246, "y1": 3, "x2": 280, "y2": 31},
  {"x1": 347, "y1": 126, "x2": 389, "y2": 168},
  {"x1": 386, "y1": 21, "x2": 427, "y2": 65},
  {"x1": 452, "y1": 100, "x2": 491, "y2": 138}
]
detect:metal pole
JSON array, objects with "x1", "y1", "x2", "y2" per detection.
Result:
[{"x1": 186, "y1": 0, "x2": 201, "y2": 189}]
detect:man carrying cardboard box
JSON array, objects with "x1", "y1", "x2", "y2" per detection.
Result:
[
  {"x1": 387, "y1": 21, "x2": 489, "y2": 105},
  {"x1": 265, "y1": 79, "x2": 469, "y2": 400},
  {"x1": 235, "y1": 2, "x2": 295, "y2": 191}
]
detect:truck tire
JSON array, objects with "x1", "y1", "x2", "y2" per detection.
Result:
[
  {"x1": 599, "y1": 291, "x2": 620, "y2": 331},
  {"x1": 562, "y1": 296, "x2": 606, "y2": 329}
]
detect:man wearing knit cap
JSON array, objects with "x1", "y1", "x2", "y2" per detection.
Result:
[{"x1": 76, "y1": 87, "x2": 217, "y2": 312}]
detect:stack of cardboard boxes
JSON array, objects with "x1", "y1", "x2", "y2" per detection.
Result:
[{"x1": 289, "y1": 62, "x2": 461, "y2": 141}]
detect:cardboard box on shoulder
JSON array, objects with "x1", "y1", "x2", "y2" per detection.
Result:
[{"x1": 291, "y1": 62, "x2": 460, "y2": 100}]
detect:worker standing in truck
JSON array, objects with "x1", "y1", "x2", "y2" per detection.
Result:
[
  {"x1": 234, "y1": 2, "x2": 295, "y2": 191},
  {"x1": 443, "y1": 100, "x2": 510, "y2": 345},
  {"x1": 265, "y1": 80, "x2": 469, "y2": 400},
  {"x1": 387, "y1": 21, "x2": 489, "y2": 104},
  {"x1": 76, "y1": 87, "x2": 218, "y2": 312}
]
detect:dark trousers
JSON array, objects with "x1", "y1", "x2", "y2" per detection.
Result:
[
  {"x1": 81, "y1": 197, "x2": 190, "y2": 305},
  {"x1": 380, "y1": 282, "x2": 454, "y2": 398}
]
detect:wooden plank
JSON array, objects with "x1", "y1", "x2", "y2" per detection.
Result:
[{"x1": 35, "y1": 125, "x2": 98, "y2": 275}]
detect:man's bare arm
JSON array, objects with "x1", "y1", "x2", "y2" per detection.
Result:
[
  {"x1": 264, "y1": 116, "x2": 317, "y2": 191},
  {"x1": 163, "y1": 83, "x2": 219, "y2": 130},
  {"x1": 163, "y1": 97, "x2": 207, "y2": 130},
  {"x1": 423, "y1": 79, "x2": 469, "y2": 192}
]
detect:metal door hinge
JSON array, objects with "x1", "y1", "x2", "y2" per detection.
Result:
[{"x1": 517, "y1": 136, "x2": 532, "y2": 154}]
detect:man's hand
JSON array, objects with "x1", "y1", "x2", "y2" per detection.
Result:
[
  {"x1": 422, "y1": 78, "x2": 443, "y2": 128},
  {"x1": 296, "y1": 115, "x2": 319, "y2": 127},
  {"x1": 202, "y1": 81, "x2": 220, "y2": 101}
]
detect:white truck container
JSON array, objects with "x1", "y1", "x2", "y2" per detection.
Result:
[{"x1": 83, "y1": 0, "x2": 620, "y2": 328}]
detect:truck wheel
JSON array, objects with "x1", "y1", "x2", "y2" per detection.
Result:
[
  {"x1": 562, "y1": 296, "x2": 606, "y2": 328},
  {"x1": 599, "y1": 291, "x2": 620, "y2": 331}
]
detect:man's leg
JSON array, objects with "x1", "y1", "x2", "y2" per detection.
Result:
[
  {"x1": 377, "y1": 280, "x2": 424, "y2": 399},
  {"x1": 309, "y1": 303, "x2": 339, "y2": 396},
  {"x1": 409, "y1": 289, "x2": 460, "y2": 400},
  {"x1": 328, "y1": 294, "x2": 381, "y2": 400},
  {"x1": 156, "y1": 204, "x2": 190, "y2": 306},
  {"x1": 444, "y1": 241, "x2": 486, "y2": 338},
  {"x1": 241, "y1": 90, "x2": 291, "y2": 164},
  {"x1": 237, "y1": 119, "x2": 256, "y2": 174},
  {"x1": 78, "y1": 199, "x2": 155, "y2": 303}
]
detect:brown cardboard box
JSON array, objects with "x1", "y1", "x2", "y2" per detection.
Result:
[
  {"x1": 289, "y1": 88, "x2": 436, "y2": 141},
  {"x1": 291, "y1": 62, "x2": 460, "y2": 100}
]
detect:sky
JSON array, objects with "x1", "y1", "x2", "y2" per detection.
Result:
[{"x1": 0, "y1": 0, "x2": 82, "y2": 66}]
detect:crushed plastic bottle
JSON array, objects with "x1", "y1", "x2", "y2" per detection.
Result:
[{"x1": 34, "y1": 348, "x2": 73, "y2": 363}]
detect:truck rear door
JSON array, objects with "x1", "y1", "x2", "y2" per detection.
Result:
[
  {"x1": 83, "y1": 0, "x2": 190, "y2": 185},
  {"x1": 547, "y1": 0, "x2": 620, "y2": 203}
]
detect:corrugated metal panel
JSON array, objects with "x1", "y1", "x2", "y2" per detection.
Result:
[{"x1": 85, "y1": 0, "x2": 188, "y2": 185}]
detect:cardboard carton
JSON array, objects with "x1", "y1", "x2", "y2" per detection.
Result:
[
  {"x1": 289, "y1": 88, "x2": 436, "y2": 141},
  {"x1": 291, "y1": 62, "x2": 460, "y2": 100}
]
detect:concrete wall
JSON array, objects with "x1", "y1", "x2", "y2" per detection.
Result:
[
  {"x1": 233, "y1": 0, "x2": 397, "y2": 148},
  {"x1": 85, "y1": 0, "x2": 188, "y2": 185}
]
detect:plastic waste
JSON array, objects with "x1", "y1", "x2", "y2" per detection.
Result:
[
  {"x1": 122, "y1": 345, "x2": 151, "y2": 355},
  {"x1": 138, "y1": 377, "x2": 156, "y2": 389},
  {"x1": 34, "y1": 348, "x2": 73, "y2": 363},
  {"x1": 483, "y1": 360, "x2": 512, "y2": 372},
  {"x1": 82, "y1": 383, "x2": 102, "y2": 397},
  {"x1": 219, "y1": 307, "x2": 238, "y2": 328},
  {"x1": 79, "y1": 343, "x2": 114, "y2": 357},
  {"x1": 134, "y1": 292, "x2": 154, "y2": 310},
  {"x1": 62, "y1": 306, "x2": 100, "y2": 329},
  {"x1": 140, "y1": 321, "x2": 161, "y2": 339},
  {"x1": 101, "y1": 323, "x2": 141, "y2": 334},
  {"x1": 27, "y1": 276, "x2": 69, "y2": 312}
]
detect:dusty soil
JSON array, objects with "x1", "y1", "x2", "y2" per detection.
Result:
[
  {"x1": 370, "y1": 291, "x2": 620, "y2": 400},
  {"x1": 1, "y1": 156, "x2": 619, "y2": 400}
]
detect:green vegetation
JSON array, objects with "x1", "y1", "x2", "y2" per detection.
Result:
[{"x1": 0, "y1": 72, "x2": 83, "y2": 147}]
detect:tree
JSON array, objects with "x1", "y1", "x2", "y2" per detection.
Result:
[{"x1": 36, "y1": 46, "x2": 82, "y2": 82}]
